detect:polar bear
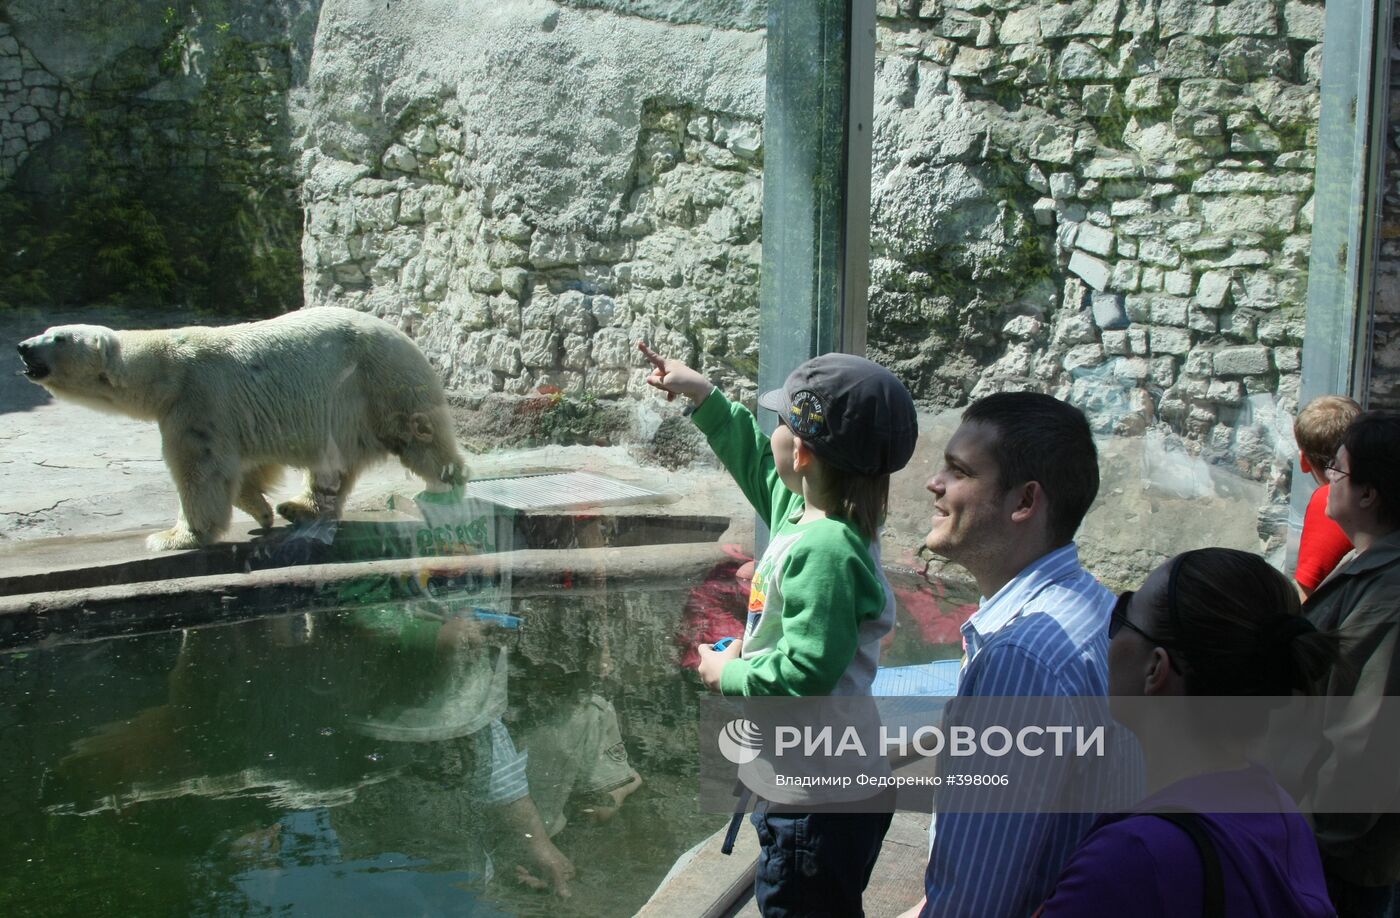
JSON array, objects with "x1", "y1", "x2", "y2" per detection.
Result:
[{"x1": 16, "y1": 307, "x2": 469, "y2": 551}]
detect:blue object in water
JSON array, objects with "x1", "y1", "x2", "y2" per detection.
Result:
[{"x1": 472, "y1": 609, "x2": 522, "y2": 629}]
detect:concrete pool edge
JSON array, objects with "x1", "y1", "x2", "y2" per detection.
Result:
[
  {"x1": 0, "y1": 540, "x2": 732, "y2": 650},
  {"x1": 636, "y1": 809, "x2": 932, "y2": 917}
]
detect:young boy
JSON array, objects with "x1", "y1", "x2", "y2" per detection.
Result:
[
  {"x1": 1294, "y1": 395, "x2": 1361, "y2": 597},
  {"x1": 640, "y1": 341, "x2": 918, "y2": 914}
]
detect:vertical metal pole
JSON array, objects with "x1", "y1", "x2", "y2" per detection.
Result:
[
  {"x1": 1300, "y1": 0, "x2": 1390, "y2": 405},
  {"x1": 1291, "y1": 0, "x2": 1393, "y2": 568},
  {"x1": 758, "y1": 0, "x2": 876, "y2": 416},
  {"x1": 842, "y1": 1, "x2": 876, "y2": 358}
]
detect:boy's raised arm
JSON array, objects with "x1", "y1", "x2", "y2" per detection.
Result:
[{"x1": 639, "y1": 341, "x2": 786, "y2": 524}]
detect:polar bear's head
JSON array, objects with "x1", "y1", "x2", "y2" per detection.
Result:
[{"x1": 17, "y1": 324, "x2": 123, "y2": 405}]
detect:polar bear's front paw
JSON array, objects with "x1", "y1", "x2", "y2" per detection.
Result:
[
  {"x1": 244, "y1": 502, "x2": 275, "y2": 530},
  {"x1": 276, "y1": 497, "x2": 319, "y2": 524},
  {"x1": 146, "y1": 527, "x2": 202, "y2": 551}
]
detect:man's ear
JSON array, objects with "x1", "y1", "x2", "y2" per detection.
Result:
[
  {"x1": 1008, "y1": 480, "x2": 1046, "y2": 524},
  {"x1": 1299, "y1": 455, "x2": 1313, "y2": 474}
]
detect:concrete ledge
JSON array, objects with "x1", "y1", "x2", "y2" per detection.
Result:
[
  {"x1": 638, "y1": 810, "x2": 930, "y2": 918},
  {"x1": 636, "y1": 818, "x2": 759, "y2": 918},
  {"x1": 0, "y1": 510, "x2": 730, "y2": 598},
  {"x1": 0, "y1": 541, "x2": 731, "y2": 650},
  {"x1": 730, "y1": 811, "x2": 929, "y2": 917}
]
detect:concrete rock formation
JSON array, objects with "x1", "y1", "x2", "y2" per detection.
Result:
[{"x1": 3, "y1": 0, "x2": 1327, "y2": 564}]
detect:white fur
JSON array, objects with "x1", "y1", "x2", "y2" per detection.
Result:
[{"x1": 18, "y1": 307, "x2": 468, "y2": 551}]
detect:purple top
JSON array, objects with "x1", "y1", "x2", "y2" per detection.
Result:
[{"x1": 1038, "y1": 766, "x2": 1335, "y2": 918}]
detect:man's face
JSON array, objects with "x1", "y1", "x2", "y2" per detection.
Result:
[
  {"x1": 924, "y1": 421, "x2": 1018, "y2": 564},
  {"x1": 1325, "y1": 445, "x2": 1362, "y2": 538}
]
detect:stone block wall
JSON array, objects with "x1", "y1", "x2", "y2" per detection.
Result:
[
  {"x1": 6, "y1": 0, "x2": 1333, "y2": 554},
  {"x1": 298, "y1": 1, "x2": 1319, "y2": 511},
  {"x1": 280, "y1": 0, "x2": 1327, "y2": 560},
  {"x1": 0, "y1": 21, "x2": 70, "y2": 184},
  {"x1": 298, "y1": 1, "x2": 767, "y2": 403},
  {"x1": 860, "y1": 0, "x2": 1322, "y2": 553},
  {"x1": 302, "y1": 101, "x2": 764, "y2": 401},
  {"x1": 869, "y1": 0, "x2": 1319, "y2": 484}
]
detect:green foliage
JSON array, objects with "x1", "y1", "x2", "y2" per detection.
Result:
[
  {"x1": 536, "y1": 391, "x2": 618, "y2": 445},
  {"x1": 83, "y1": 187, "x2": 180, "y2": 302},
  {"x1": 0, "y1": 34, "x2": 301, "y2": 315},
  {"x1": 0, "y1": 115, "x2": 179, "y2": 309},
  {"x1": 0, "y1": 194, "x2": 57, "y2": 310}
]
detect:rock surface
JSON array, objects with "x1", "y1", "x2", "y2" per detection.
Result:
[{"x1": 2, "y1": 0, "x2": 1327, "y2": 561}]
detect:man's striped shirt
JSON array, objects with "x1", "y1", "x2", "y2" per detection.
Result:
[{"x1": 921, "y1": 543, "x2": 1133, "y2": 918}]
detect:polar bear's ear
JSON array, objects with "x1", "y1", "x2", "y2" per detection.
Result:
[
  {"x1": 95, "y1": 329, "x2": 119, "y2": 367},
  {"x1": 92, "y1": 330, "x2": 120, "y2": 386}
]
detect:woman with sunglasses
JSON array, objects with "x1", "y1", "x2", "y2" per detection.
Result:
[{"x1": 1037, "y1": 548, "x2": 1337, "y2": 917}]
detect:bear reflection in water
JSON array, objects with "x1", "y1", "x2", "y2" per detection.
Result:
[
  {"x1": 49, "y1": 606, "x2": 641, "y2": 902},
  {"x1": 15, "y1": 307, "x2": 469, "y2": 551}
]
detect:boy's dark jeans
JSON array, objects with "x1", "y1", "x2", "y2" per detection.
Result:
[{"x1": 750, "y1": 804, "x2": 894, "y2": 917}]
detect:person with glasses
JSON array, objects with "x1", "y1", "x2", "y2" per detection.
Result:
[
  {"x1": 1037, "y1": 548, "x2": 1337, "y2": 918},
  {"x1": 1302, "y1": 410, "x2": 1400, "y2": 917}
]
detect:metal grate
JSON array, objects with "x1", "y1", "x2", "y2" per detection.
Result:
[{"x1": 462, "y1": 471, "x2": 660, "y2": 511}]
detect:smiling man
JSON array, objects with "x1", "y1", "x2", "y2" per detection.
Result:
[{"x1": 912, "y1": 392, "x2": 1118, "y2": 918}]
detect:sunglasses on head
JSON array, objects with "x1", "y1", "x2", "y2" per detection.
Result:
[
  {"x1": 1108, "y1": 554, "x2": 1193, "y2": 671},
  {"x1": 1108, "y1": 590, "x2": 1170, "y2": 644}
]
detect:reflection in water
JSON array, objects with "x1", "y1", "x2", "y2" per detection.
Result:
[
  {"x1": 214, "y1": 808, "x2": 511, "y2": 917},
  {"x1": 0, "y1": 555, "x2": 963, "y2": 915},
  {"x1": 10, "y1": 599, "x2": 657, "y2": 917}
]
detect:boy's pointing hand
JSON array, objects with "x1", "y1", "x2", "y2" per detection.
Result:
[{"x1": 638, "y1": 341, "x2": 715, "y2": 405}]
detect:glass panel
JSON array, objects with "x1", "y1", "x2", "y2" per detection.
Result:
[
  {"x1": 0, "y1": 0, "x2": 1359, "y2": 912},
  {"x1": 0, "y1": 3, "x2": 817, "y2": 914},
  {"x1": 1302, "y1": 0, "x2": 1384, "y2": 404},
  {"x1": 760, "y1": 0, "x2": 852, "y2": 392},
  {"x1": 1373, "y1": 4, "x2": 1400, "y2": 410}
]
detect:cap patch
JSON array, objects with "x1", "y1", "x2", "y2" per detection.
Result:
[{"x1": 787, "y1": 390, "x2": 827, "y2": 438}]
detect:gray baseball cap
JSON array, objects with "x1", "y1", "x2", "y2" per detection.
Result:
[{"x1": 758, "y1": 353, "x2": 918, "y2": 477}]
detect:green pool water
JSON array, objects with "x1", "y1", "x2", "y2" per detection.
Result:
[{"x1": 0, "y1": 565, "x2": 967, "y2": 917}]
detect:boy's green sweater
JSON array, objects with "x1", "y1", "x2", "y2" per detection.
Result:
[{"x1": 692, "y1": 390, "x2": 889, "y2": 697}]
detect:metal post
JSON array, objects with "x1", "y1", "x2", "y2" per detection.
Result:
[
  {"x1": 1291, "y1": 0, "x2": 1393, "y2": 566},
  {"x1": 757, "y1": 0, "x2": 876, "y2": 417}
]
